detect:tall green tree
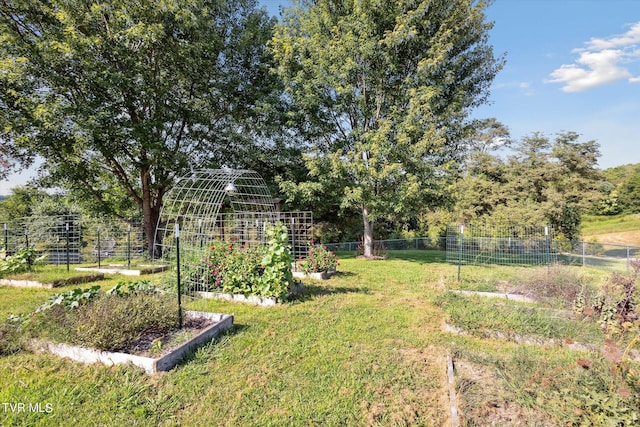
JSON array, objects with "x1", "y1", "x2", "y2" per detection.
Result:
[
  {"x1": 0, "y1": 0, "x2": 281, "y2": 255},
  {"x1": 618, "y1": 167, "x2": 640, "y2": 213},
  {"x1": 454, "y1": 132, "x2": 603, "y2": 240},
  {"x1": 271, "y1": 0, "x2": 503, "y2": 257}
]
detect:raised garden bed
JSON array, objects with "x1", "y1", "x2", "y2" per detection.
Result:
[
  {"x1": 195, "y1": 283, "x2": 304, "y2": 306},
  {"x1": 75, "y1": 264, "x2": 168, "y2": 276},
  {"x1": 0, "y1": 273, "x2": 104, "y2": 289},
  {"x1": 292, "y1": 268, "x2": 337, "y2": 280},
  {"x1": 30, "y1": 311, "x2": 233, "y2": 374}
]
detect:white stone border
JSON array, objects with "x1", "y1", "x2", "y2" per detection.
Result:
[
  {"x1": 75, "y1": 264, "x2": 168, "y2": 276},
  {"x1": 0, "y1": 273, "x2": 104, "y2": 289},
  {"x1": 195, "y1": 283, "x2": 305, "y2": 306},
  {"x1": 30, "y1": 311, "x2": 233, "y2": 374},
  {"x1": 450, "y1": 289, "x2": 537, "y2": 303},
  {"x1": 292, "y1": 268, "x2": 337, "y2": 280}
]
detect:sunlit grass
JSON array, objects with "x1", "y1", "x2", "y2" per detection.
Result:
[{"x1": 0, "y1": 250, "x2": 637, "y2": 425}]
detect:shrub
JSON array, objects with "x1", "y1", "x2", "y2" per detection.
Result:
[
  {"x1": 575, "y1": 260, "x2": 640, "y2": 335},
  {"x1": 297, "y1": 243, "x2": 339, "y2": 273}
]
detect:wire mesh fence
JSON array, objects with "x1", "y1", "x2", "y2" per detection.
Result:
[
  {"x1": 555, "y1": 240, "x2": 640, "y2": 273},
  {"x1": 324, "y1": 237, "x2": 446, "y2": 253},
  {"x1": 324, "y1": 233, "x2": 639, "y2": 275},
  {"x1": 1, "y1": 215, "x2": 146, "y2": 265},
  {"x1": 446, "y1": 224, "x2": 557, "y2": 267}
]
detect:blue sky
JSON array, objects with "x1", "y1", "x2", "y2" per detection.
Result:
[
  {"x1": 260, "y1": 0, "x2": 640, "y2": 169},
  {"x1": 473, "y1": 0, "x2": 640, "y2": 169},
  {"x1": 1, "y1": 0, "x2": 639, "y2": 194}
]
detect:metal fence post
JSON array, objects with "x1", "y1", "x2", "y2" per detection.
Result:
[
  {"x1": 97, "y1": 227, "x2": 102, "y2": 268},
  {"x1": 175, "y1": 223, "x2": 182, "y2": 329},
  {"x1": 291, "y1": 217, "x2": 296, "y2": 262},
  {"x1": 65, "y1": 222, "x2": 70, "y2": 271},
  {"x1": 545, "y1": 226, "x2": 550, "y2": 274},
  {"x1": 582, "y1": 241, "x2": 586, "y2": 267},
  {"x1": 127, "y1": 224, "x2": 132, "y2": 270},
  {"x1": 627, "y1": 245, "x2": 630, "y2": 274},
  {"x1": 458, "y1": 225, "x2": 464, "y2": 282}
]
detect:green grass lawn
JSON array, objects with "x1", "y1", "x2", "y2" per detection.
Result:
[
  {"x1": 0, "y1": 251, "x2": 638, "y2": 426},
  {"x1": 582, "y1": 213, "x2": 640, "y2": 235}
]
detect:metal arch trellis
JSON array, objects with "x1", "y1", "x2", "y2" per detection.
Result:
[
  {"x1": 156, "y1": 169, "x2": 276, "y2": 254},
  {"x1": 156, "y1": 169, "x2": 313, "y2": 294}
]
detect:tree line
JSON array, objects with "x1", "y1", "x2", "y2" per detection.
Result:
[{"x1": 0, "y1": 0, "x2": 631, "y2": 255}]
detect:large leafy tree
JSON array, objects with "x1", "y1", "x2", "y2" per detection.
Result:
[
  {"x1": 454, "y1": 132, "x2": 604, "y2": 240},
  {"x1": 271, "y1": 0, "x2": 503, "y2": 257},
  {"x1": 0, "y1": 0, "x2": 281, "y2": 255}
]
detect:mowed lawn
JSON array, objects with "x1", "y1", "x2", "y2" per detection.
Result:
[
  {"x1": 1, "y1": 251, "x2": 637, "y2": 426},
  {"x1": 0, "y1": 252, "x2": 453, "y2": 426}
]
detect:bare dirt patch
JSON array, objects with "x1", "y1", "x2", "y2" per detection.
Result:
[
  {"x1": 121, "y1": 314, "x2": 215, "y2": 357},
  {"x1": 584, "y1": 230, "x2": 640, "y2": 246}
]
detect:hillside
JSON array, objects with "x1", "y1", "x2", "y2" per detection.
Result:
[{"x1": 581, "y1": 213, "x2": 640, "y2": 246}]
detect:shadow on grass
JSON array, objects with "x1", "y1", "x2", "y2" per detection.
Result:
[
  {"x1": 291, "y1": 282, "x2": 371, "y2": 303},
  {"x1": 175, "y1": 323, "x2": 248, "y2": 369},
  {"x1": 384, "y1": 250, "x2": 447, "y2": 264}
]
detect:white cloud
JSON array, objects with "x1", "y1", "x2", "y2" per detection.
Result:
[
  {"x1": 493, "y1": 80, "x2": 535, "y2": 96},
  {"x1": 585, "y1": 22, "x2": 640, "y2": 50},
  {"x1": 547, "y1": 21, "x2": 640, "y2": 92}
]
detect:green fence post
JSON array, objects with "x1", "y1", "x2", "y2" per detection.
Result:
[
  {"x1": 65, "y1": 223, "x2": 70, "y2": 272},
  {"x1": 127, "y1": 224, "x2": 131, "y2": 270},
  {"x1": 175, "y1": 223, "x2": 183, "y2": 329},
  {"x1": 458, "y1": 225, "x2": 464, "y2": 282},
  {"x1": 97, "y1": 227, "x2": 102, "y2": 268}
]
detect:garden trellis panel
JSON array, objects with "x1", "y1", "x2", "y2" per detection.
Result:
[{"x1": 446, "y1": 224, "x2": 557, "y2": 267}]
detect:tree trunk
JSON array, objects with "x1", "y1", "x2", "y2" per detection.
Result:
[
  {"x1": 362, "y1": 204, "x2": 374, "y2": 258},
  {"x1": 140, "y1": 170, "x2": 162, "y2": 259},
  {"x1": 142, "y1": 201, "x2": 161, "y2": 259}
]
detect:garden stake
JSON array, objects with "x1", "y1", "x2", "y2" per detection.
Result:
[
  {"x1": 3, "y1": 223, "x2": 7, "y2": 255},
  {"x1": 65, "y1": 222, "x2": 70, "y2": 271},
  {"x1": 97, "y1": 227, "x2": 101, "y2": 268},
  {"x1": 127, "y1": 224, "x2": 131, "y2": 270},
  {"x1": 457, "y1": 225, "x2": 464, "y2": 281},
  {"x1": 176, "y1": 223, "x2": 183, "y2": 329},
  {"x1": 545, "y1": 226, "x2": 550, "y2": 276}
]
